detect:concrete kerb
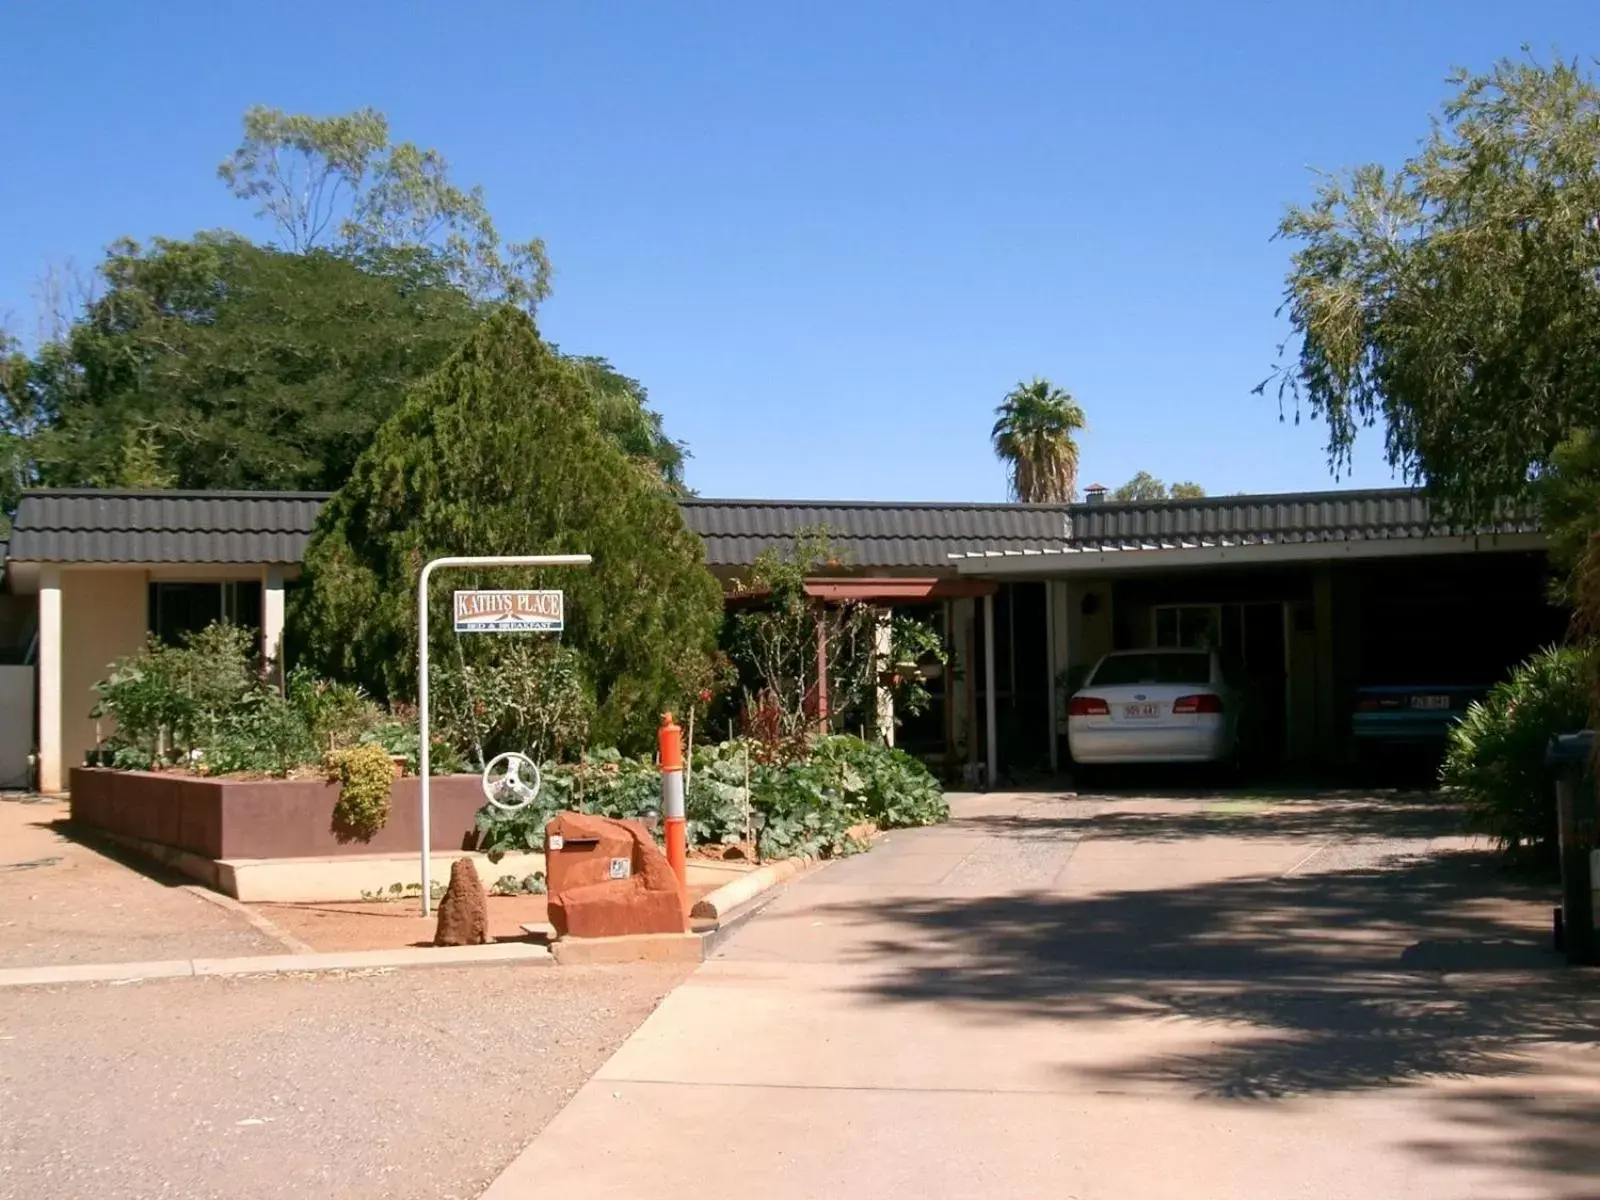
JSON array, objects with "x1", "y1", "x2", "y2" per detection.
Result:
[
  {"x1": 533, "y1": 853, "x2": 824, "y2": 964},
  {"x1": 0, "y1": 942, "x2": 551, "y2": 990},
  {"x1": 689, "y1": 853, "x2": 818, "y2": 923},
  {"x1": 0, "y1": 849, "x2": 835, "y2": 989},
  {"x1": 182, "y1": 884, "x2": 316, "y2": 954}
]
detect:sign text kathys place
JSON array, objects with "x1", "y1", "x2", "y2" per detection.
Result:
[{"x1": 453, "y1": 589, "x2": 565, "y2": 633}]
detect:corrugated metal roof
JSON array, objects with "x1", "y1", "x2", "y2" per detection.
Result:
[
  {"x1": 946, "y1": 488, "x2": 1541, "y2": 558},
  {"x1": 7, "y1": 486, "x2": 1539, "y2": 570},
  {"x1": 679, "y1": 498, "x2": 1072, "y2": 568},
  {"x1": 8, "y1": 490, "x2": 332, "y2": 564}
]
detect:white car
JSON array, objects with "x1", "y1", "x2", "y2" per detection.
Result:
[{"x1": 1066, "y1": 649, "x2": 1240, "y2": 767}]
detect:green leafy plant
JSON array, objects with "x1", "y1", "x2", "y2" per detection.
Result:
[
  {"x1": 728, "y1": 533, "x2": 947, "y2": 742},
  {"x1": 810, "y1": 736, "x2": 948, "y2": 829},
  {"x1": 474, "y1": 733, "x2": 948, "y2": 866},
  {"x1": 1440, "y1": 645, "x2": 1589, "y2": 858},
  {"x1": 207, "y1": 687, "x2": 317, "y2": 777},
  {"x1": 750, "y1": 758, "x2": 863, "y2": 860},
  {"x1": 686, "y1": 740, "x2": 757, "y2": 846},
  {"x1": 289, "y1": 668, "x2": 382, "y2": 753},
  {"x1": 433, "y1": 640, "x2": 596, "y2": 767},
  {"x1": 488, "y1": 871, "x2": 547, "y2": 896},
  {"x1": 92, "y1": 622, "x2": 268, "y2": 769},
  {"x1": 328, "y1": 741, "x2": 399, "y2": 842},
  {"x1": 92, "y1": 617, "x2": 466, "y2": 780},
  {"x1": 473, "y1": 749, "x2": 662, "y2": 862}
]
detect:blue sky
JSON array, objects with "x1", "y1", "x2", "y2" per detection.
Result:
[{"x1": 3, "y1": 2, "x2": 1595, "y2": 501}]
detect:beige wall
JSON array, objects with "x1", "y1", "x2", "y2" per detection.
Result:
[
  {"x1": 62, "y1": 568, "x2": 149, "y2": 776},
  {"x1": 1063, "y1": 579, "x2": 1114, "y2": 686}
]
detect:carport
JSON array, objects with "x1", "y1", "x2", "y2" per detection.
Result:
[{"x1": 946, "y1": 489, "x2": 1563, "y2": 776}]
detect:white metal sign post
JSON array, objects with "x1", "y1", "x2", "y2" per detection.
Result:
[{"x1": 417, "y1": 554, "x2": 591, "y2": 915}]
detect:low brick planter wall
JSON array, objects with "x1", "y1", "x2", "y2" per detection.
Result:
[{"x1": 69, "y1": 768, "x2": 487, "y2": 860}]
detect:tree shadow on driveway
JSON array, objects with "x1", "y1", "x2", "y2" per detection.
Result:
[
  {"x1": 818, "y1": 796, "x2": 1600, "y2": 1194},
  {"x1": 1401, "y1": 1086, "x2": 1600, "y2": 1200},
  {"x1": 967, "y1": 790, "x2": 1477, "y2": 844},
  {"x1": 829, "y1": 847, "x2": 1595, "y2": 1099}
]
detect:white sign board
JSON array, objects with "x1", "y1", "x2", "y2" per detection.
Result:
[{"x1": 453, "y1": 589, "x2": 564, "y2": 633}]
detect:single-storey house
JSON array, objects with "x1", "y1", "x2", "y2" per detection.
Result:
[{"x1": 2, "y1": 485, "x2": 1564, "y2": 794}]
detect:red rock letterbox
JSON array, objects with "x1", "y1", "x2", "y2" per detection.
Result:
[{"x1": 545, "y1": 812, "x2": 688, "y2": 939}]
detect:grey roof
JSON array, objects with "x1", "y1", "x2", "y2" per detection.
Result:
[
  {"x1": 7, "y1": 486, "x2": 1540, "y2": 571},
  {"x1": 678, "y1": 498, "x2": 1072, "y2": 569},
  {"x1": 946, "y1": 488, "x2": 1541, "y2": 558},
  {"x1": 8, "y1": 490, "x2": 332, "y2": 564}
]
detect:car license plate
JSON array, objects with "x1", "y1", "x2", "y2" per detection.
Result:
[
  {"x1": 1411, "y1": 695, "x2": 1451, "y2": 710},
  {"x1": 1124, "y1": 703, "x2": 1159, "y2": 719}
]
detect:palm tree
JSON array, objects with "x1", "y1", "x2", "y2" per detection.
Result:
[{"x1": 990, "y1": 378, "x2": 1086, "y2": 502}]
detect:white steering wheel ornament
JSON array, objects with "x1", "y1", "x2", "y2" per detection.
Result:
[{"x1": 482, "y1": 751, "x2": 543, "y2": 813}]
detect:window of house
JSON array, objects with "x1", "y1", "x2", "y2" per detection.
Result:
[
  {"x1": 1153, "y1": 604, "x2": 1221, "y2": 650},
  {"x1": 148, "y1": 581, "x2": 263, "y2": 647}
]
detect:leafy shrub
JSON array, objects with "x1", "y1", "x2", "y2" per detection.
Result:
[
  {"x1": 433, "y1": 641, "x2": 596, "y2": 767},
  {"x1": 810, "y1": 736, "x2": 949, "y2": 829},
  {"x1": 686, "y1": 740, "x2": 757, "y2": 846},
  {"x1": 288, "y1": 669, "x2": 383, "y2": 754},
  {"x1": 474, "y1": 734, "x2": 948, "y2": 863},
  {"x1": 474, "y1": 749, "x2": 661, "y2": 861},
  {"x1": 750, "y1": 758, "x2": 863, "y2": 860},
  {"x1": 93, "y1": 622, "x2": 270, "y2": 769},
  {"x1": 1440, "y1": 645, "x2": 1590, "y2": 856},
  {"x1": 93, "y1": 620, "x2": 457, "y2": 780},
  {"x1": 726, "y1": 533, "x2": 949, "y2": 742},
  {"x1": 328, "y1": 742, "x2": 398, "y2": 841},
  {"x1": 208, "y1": 687, "x2": 317, "y2": 776},
  {"x1": 490, "y1": 872, "x2": 547, "y2": 896}
]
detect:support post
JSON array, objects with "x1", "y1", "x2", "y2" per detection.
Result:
[
  {"x1": 814, "y1": 606, "x2": 829, "y2": 731},
  {"x1": 660, "y1": 713, "x2": 687, "y2": 908},
  {"x1": 873, "y1": 607, "x2": 894, "y2": 746},
  {"x1": 38, "y1": 565, "x2": 62, "y2": 795},
  {"x1": 262, "y1": 565, "x2": 286, "y2": 693},
  {"x1": 1045, "y1": 580, "x2": 1059, "y2": 774},
  {"x1": 417, "y1": 553, "x2": 591, "y2": 916},
  {"x1": 983, "y1": 590, "x2": 998, "y2": 789}
]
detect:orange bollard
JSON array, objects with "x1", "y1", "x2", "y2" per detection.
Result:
[{"x1": 659, "y1": 712, "x2": 688, "y2": 909}]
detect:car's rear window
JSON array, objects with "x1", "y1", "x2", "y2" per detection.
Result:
[{"x1": 1090, "y1": 653, "x2": 1211, "y2": 686}]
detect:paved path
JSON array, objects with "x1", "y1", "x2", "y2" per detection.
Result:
[
  {"x1": 0, "y1": 797, "x2": 281, "y2": 967},
  {"x1": 486, "y1": 790, "x2": 1600, "y2": 1200}
]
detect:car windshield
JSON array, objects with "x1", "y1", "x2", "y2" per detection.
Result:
[{"x1": 1090, "y1": 652, "x2": 1211, "y2": 687}]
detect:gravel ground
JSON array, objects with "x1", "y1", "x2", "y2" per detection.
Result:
[
  {"x1": 0, "y1": 961, "x2": 693, "y2": 1200},
  {"x1": 256, "y1": 884, "x2": 720, "y2": 953},
  {"x1": 0, "y1": 798, "x2": 279, "y2": 967},
  {"x1": 254, "y1": 895, "x2": 557, "y2": 952}
]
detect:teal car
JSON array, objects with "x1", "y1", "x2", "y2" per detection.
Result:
[{"x1": 1351, "y1": 683, "x2": 1488, "y2": 746}]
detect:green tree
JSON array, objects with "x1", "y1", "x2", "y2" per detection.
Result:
[
  {"x1": 291, "y1": 307, "x2": 723, "y2": 750},
  {"x1": 34, "y1": 235, "x2": 483, "y2": 490},
  {"x1": 991, "y1": 377, "x2": 1086, "y2": 502},
  {"x1": 1268, "y1": 54, "x2": 1600, "y2": 526},
  {"x1": 0, "y1": 330, "x2": 48, "y2": 520},
  {"x1": 22, "y1": 236, "x2": 688, "y2": 494},
  {"x1": 218, "y1": 105, "x2": 550, "y2": 310},
  {"x1": 567, "y1": 355, "x2": 687, "y2": 492},
  {"x1": 1110, "y1": 472, "x2": 1205, "y2": 503},
  {"x1": 1114, "y1": 471, "x2": 1165, "y2": 502}
]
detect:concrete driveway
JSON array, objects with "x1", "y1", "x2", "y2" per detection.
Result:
[{"x1": 486, "y1": 790, "x2": 1600, "y2": 1200}]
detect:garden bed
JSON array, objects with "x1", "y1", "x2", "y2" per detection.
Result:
[{"x1": 69, "y1": 767, "x2": 487, "y2": 860}]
